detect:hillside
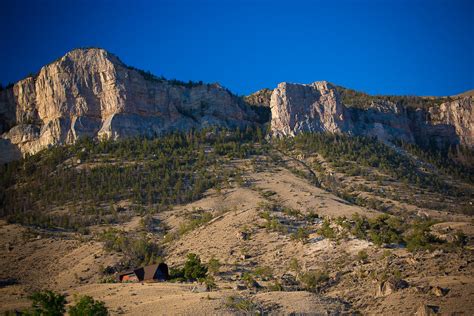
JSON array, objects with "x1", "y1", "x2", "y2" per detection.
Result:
[{"x1": 1, "y1": 128, "x2": 473, "y2": 314}]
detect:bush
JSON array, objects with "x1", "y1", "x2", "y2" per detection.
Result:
[
  {"x1": 203, "y1": 275, "x2": 217, "y2": 291},
  {"x1": 267, "y1": 281, "x2": 283, "y2": 291},
  {"x1": 291, "y1": 226, "x2": 310, "y2": 243},
  {"x1": 404, "y1": 220, "x2": 441, "y2": 252},
  {"x1": 168, "y1": 267, "x2": 185, "y2": 282},
  {"x1": 357, "y1": 250, "x2": 369, "y2": 262},
  {"x1": 225, "y1": 296, "x2": 261, "y2": 313},
  {"x1": 241, "y1": 272, "x2": 257, "y2": 288},
  {"x1": 253, "y1": 266, "x2": 273, "y2": 280},
  {"x1": 367, "y1": 214, "x2": 404, "y2": 246},
  {"x1": 183, "y1": 253, "x2": 208, "y2": 281},
  {"x1": 69, "y1": 295, "x2": 108, "y2": 316},
  {"x1": 318, "y1": 219, "x2": 336, "y2": 239},
  {"x1": 28, "y1": 290, "x2": 66, "y2": 316},
  {"x1": 207, "y1": 257, "x2": 221, "y2": 276},
  {"x1": 288, "y1": 258, "x2": 301, "y2": 275},
  {"x1": 169, "y1": 253, "x2": 208, "y2": 282},
  {"x1": 299, "y1": 270, "x2": 329, "y2": 292},
  {"x1": 178, "y1": 211, "x2": 213, "y2": 235},
  {"x1": 453, "y1": 230, "x2": 468, "y2": 247},
  {"x1": 99, "y1": 229, "x2": 161, "y2": 267}
]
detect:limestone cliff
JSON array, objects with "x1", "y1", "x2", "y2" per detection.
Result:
[
  {"x1": 0, "y1": 48, "x2": 256, "y2": 162},
  {"x1": 244, "y1": 88, "x2": 272, "y2": 108},
  {"x1": 1, "y1": 49, "x2": 472, "y2": 163},
  {"x1": 270, "y1": 81, "x2": 473, "y2": 148},
  {"x1": 270, "y1": 81, "x2": 349, "y2": 136}
]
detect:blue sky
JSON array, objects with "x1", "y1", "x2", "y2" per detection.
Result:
[{"x1": 1, "y1": 0, "x2": 472, "y2": 96}]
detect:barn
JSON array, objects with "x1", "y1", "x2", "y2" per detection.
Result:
[{"x1": 117, "y1": 263, "x2": 169, "y2": 282}]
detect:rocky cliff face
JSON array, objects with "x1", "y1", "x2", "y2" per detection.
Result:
[
  {"x1": 1, "y1": 49, "x2": 472, "y2": 163},
  {"x1": 270, "y1": 81, "x2": 473, "y2": 148},
  {"x1": 244, "y1": 88, "x2": 272, "y2": 108},
  {"x1": 0, "y1": 48, "x2": 256, "y2": 162},
  {"x1": 270, "y1": 81, "x2": 349, "y2": 136}
]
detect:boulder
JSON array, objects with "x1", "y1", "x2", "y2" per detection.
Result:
[
  {"x1": 233, "y1": 283, "x2": 247, "y2": 291},
  {"x1": 415, "y1": 303, "x2": 440, "y2": 316},
  {"x1": 280, "y1": 273, "x2": 299, "y2": 291},
  {"x1": 376, "y1": 278, "x2": 409, "y2": 297},
  {"x1": 191, "y1": 284, "x2": 208, "y2": 293},
  {"x1": 431, "y1": 286, "x2": 449, "y2": 297}
]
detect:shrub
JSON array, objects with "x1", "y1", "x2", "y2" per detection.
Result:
[
  {"x1": 184, "y1": 253, "x2": 208, "y2": 281},
  {"x1": 357, "y1": 250, "x2": 369, "y2": 262},
  {"x1": 203, "y1": 275, "x2": 217, "y2": 291},
  {"x1": 318, "y1": 219, "x2": 336, "y2": 239},
  {"x1": 299, "y1": 270, "x2": 329, "y2": 292},
  {"x1": 168, "y1": 267, "x2": 185, "y2": 282},
  {"x1": 288, "y1": 258, "x2": 301, "y2": 275},
  {"x1": 283, "y1": 207, "x2": 301, "y2": 218},
  {"x1": 253, "y1": 266, "x2": 273, "y2": 280},
  {"x1": 225, "y1": 296, "x2": 260, "y2": 313},
  {"x1": 306, "y1": 211, "x2": 319, "y2": 221},
  {"x1": 453, "y1": 230, "x2": 468, "y2": 248},
  {"x1": 28, "y1": 290, "x2": 66, "y2": 316},
  {"x1": 291, "y1": 226, "x2": 310, "y2": 243},
  {"x1": 367, "y1": 214, "x2": 404, "y2": 246},
  {"x1": 241, "y1": 272, "x2": 257, "y2": 287},
  {"x1": 351, "y1": 213, "x2": 370, "y2": 239},
  {"x1": 207, "y1": 257, "x2": 221, "y2": 276},
  {"x1": 267, "y1": 281, "x2": 283, "y2": 291},
  {"x1": 178, "y1": 211, "x2": 213, "y2": 235},
  {"x1": 68, "y1": 295, "x2": 108, "y2": 316},
  {"x1": 404, "y1": 220, "x2": 441, "y2": 252},
  {"x1": 99, "y1": 229, "x2": 161, "y2": 267}
]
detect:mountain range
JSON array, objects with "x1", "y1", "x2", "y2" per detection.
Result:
[{"x1": 0, "y1": 48, "x2": 472, "y2": 162}]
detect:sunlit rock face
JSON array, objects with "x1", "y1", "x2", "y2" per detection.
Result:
[
  {"x1": 270, "y1": 81, "x2": 473, "y2": 148},
  {"x1": 270, "y1": 81, "x2": 349, "y2": 137},
  {"x1": 0, "y1": 48, "x2": 256, "y2": 162}
]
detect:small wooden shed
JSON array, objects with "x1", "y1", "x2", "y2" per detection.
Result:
[{"x1": 117, "y1": 263, "x2": 169, "y2": 282}]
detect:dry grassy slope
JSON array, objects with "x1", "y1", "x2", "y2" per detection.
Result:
[
  {"x1": 65, "y1": 283, "x2": 349, "y2": 315},
  {"x1": 1, "y1": 152, "x2": 473, "y2": 315},
  {"x1": 163, "y1": 166, "x2": 375, "y2": 270},
  {"x1": 304, "y1": 150, "x2": 473, "y2": 221},
  {"x1": 0, "y1": 221, "x2": 122, "y2": 311}
]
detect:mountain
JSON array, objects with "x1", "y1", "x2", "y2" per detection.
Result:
[
  {"x1": 270, "y1": 81, "x2": 473, "y2": 149},
  {"x1": 0, "y1": 48, "x2": 256, "y2": 162},
  {"x1": 1, "y1": 49, "x2": 474, "y2": 315},
  {"x1": 1, "y1": 48, "x2": 472, "y2": 164}
]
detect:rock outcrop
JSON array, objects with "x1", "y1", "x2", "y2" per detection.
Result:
[
  {"x1": 244, "y1": 88, "x2": 272, "y2": 108},
  {"x1": 375, "y1": 278, "x2": 409, "y2": 297},
  {"x1": 270, "y1": 82, "x2": 349, "y2": 136},
  {"x1": 0, "y1": 48, "x2": 256, "y2": 162},
  {"x1": 270, "y1": 81, "x2": 473, "y2": 148}
]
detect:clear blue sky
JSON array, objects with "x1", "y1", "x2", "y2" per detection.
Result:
[{"x1": 1, "y1": 0, "x2": 472, "y2": 96}]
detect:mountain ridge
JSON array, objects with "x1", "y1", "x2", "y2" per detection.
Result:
[
  {"x1": 0, "y1": 48, "x2": 256, "y2": 162},
  {"x1": 0, "y1": 48, "x2": 472, "y2": 163},
  {"x1": 270, "y1": 81, "x2": 473, "y2": 150}
]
